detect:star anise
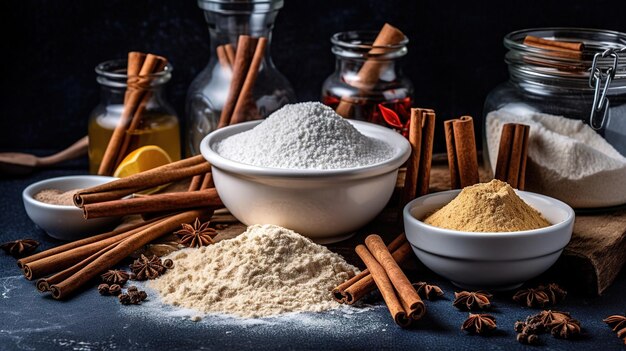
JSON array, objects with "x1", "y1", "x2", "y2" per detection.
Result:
[
  {"x1": 548, "y1": 317, "x2": 581, "y2": 339},
  {"x1": 0, "y1": 239, "x2": 39, "y2": 257},
  {"x1": 461, "y1": 313, "x2": 497, "y2": 335},
  {"x1": 604, "y1": 314, "x2": 626, "y2": 332},
  {"x1": 174, "y1": 218, "x2": 218, "y2": 248},
  {"x1": 100, "y1": 269, "x2": 130, "y2": 285},
  {"x1": 129, "y1": 254, "x2": 166, "y2": 280},
  {"x1": 522, "y1": 310, "x2": 570, "y2": 334},
  {"x1": 513, "y1": 283, "x2": 567, "y2": 308},
  {"x1": 604, "y1": 314, "x2": 626, "y2": 344},
  {"x1": 512, "y1": 287, "x2": 550, "y2": 307},
  {"x1": 453, "y1": 291, "x2": 492, "y2": 311},
  {"x1": 540, "y1": 283, "x2": 567, "y2": 305},
  {"x1": 413, "y1": 282, "x2": 444, "y2": 300}
]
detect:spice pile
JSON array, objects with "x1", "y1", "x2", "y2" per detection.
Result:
[
  {"x1": 215, "y1": 102, "x2": 394, "y2": 169},
  {"x1": 150, "y1": 224, "x2": 359, "y2": 318},
  {"x1": 424, "y1": 179, "x2": 551, "y2": 232},
  {"x1": 34, "y1": 188, "x2": 81, "y2": 206}
]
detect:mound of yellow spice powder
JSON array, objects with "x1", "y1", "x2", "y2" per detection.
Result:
[{"x1": 424, "y1": 179, "x2": 551, "y2": 232}]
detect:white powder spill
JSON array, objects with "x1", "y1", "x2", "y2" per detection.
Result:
[{"x1": 149, "y1": 224, "x2": 359, "y2": 318}]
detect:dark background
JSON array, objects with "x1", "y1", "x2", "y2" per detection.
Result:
[{"x1": 2, "y1": 0, "x2": 626, "y2": 154}]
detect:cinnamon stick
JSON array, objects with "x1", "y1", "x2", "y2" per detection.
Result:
[
  {"x1": 97, "y1": 52, "x2": 146, "y2": 175},
  {"x1": 336, "y1": 23, "x2": 406, "y2": 118},
  {"x1": 365, "y1": 234, "x2": 425, "y2": 320},
  {"x1": 401, "y1": 109, "x2": 423, "y2": 206},
  {"x1": 16, "y1": 218, "x2": 158, "y2": 269},
  {"x1": 114, "y1": 54, "x2": 169, "y2": 168},
  {"x1": 523, "y1": 35, "x2": 584, "y2": 59},
  {"x1": 444, "y1": 119, "x2": 460, "y2": 189},
  {"x1": 218, "y1": 35, "x2": 259, "y2": 128},
  {"x1": 333, "y1": 233, "x2": 408, "y2": 304},
  {"x1": 200, "y1": 172, "x2": 214, "y2": 190},
  {"x1": 74, "y1": 155, "x2": 209, "y2": 206},
  {"x1": 355, "y1": 244, "x2": 411, "y2": 327},
  {"x1": 416, "y1": 110, "x2": 436, "y2": 197},
  {"x1": 229, "y1": 37, "x2": 267, "y2": 125},
  {"x1": 216, "y1": 45, "x2": 232, "y2": 68},
  {"x1": 444, "y1": 116, "x2": 480, "y2": 188},
  {"x1": 22, "y1": 218, "x2": 164, "y2": 280},
  {"x1": 224, "y1": 44, "x2": 236, "y2": 66},
  {"x1": 36, "y1": 241, "x2": 119, "y2": 292},
  {"x1": 494, "y1": 123, "x2": 530, "y2": 189},
  {"x1": 49, "y1": 209, "x2": 212, "y2": 299},
  {"x1": 82, "y1": 188, "x2": 223, "y2": 219},
  {"x1": 188, "y1": 174, "x2": 204, "y2": 192}
]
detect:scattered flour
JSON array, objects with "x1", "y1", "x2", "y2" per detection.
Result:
[
  {"x1": 215, "y1": 102, "x2": 394, "y2": 169},
  {"x1": 149, "y1": 224, "x2": 359, "y2": 318},
  {"x1": 486, "y1": 105, "x2": 626, "y2": 208}
]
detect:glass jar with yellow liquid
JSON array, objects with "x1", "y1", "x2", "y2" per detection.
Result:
[{"x1": 88, "y1": 59, "x2": 181, "y2": 174}]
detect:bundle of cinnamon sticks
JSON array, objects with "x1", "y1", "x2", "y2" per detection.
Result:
[
  {"x1": 401, "y1": 108, "x2": 436, "y2": 206},
  {"x1": 444, "y1": 116, "x2": 480, "y2": 189},
  {"x1": 494, "y1": 123, "x2": 530, "y2": 190},
  {"x1": 335, "y1": 233, "x2": 424, "y2": 327},
  {"x1": 18, "y1": 209, "x2": 212, "y2": 299},
  {"x1": 98, "y1": 51, "x2": 169, "y2": 176},
  {"x1": 217, "y1": 35, "x2": 267, "y2": 128},
  {"x1": 17, "y1": 154, "x2": 225, "y2": 299},
  {"x1": 75, "y1": 155, "x2": 222, "y2": 219},
  {"x1": 335, "y1": 23, "x2": 406, "y2": 118}
]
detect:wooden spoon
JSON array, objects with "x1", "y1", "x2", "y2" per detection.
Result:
[{"x1": 0, "y1": 136, "x2": 89, "y2": 175}]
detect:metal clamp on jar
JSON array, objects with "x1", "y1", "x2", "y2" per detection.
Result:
[{"x1": 483, "y1": 27, "x2": 626, "y2": 210}]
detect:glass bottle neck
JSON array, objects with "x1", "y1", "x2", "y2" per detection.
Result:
[{"x1": 204, "y1": 11, "x2": 276, "y2": 53}]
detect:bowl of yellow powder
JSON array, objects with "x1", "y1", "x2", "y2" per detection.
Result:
[{"x1": 403, "y1": 179, "x2": 575, "y2": 290}]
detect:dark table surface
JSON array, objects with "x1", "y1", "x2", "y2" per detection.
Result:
[{"x1": 1, "y1": 158, "x2": 625, "y2": 351}]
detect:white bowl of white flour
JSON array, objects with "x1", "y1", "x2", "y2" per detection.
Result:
[{"x1": 200, "y1": 102, "x2": 411, "y2": 243}]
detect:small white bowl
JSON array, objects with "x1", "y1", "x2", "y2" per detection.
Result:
[
  {"x1": 201, "y1": 120, "x2": 411, "y2": 244},
  {"x1": 22, "y1": 175, "x2": 120, "y2": 241},
  {"x1": 403, "y1": 189, "x2": 575, "y2": 290}
]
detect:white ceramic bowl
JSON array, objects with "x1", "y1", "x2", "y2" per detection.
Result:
[
  {"x1": 22, "y1": 175, "x2": 120, "y2": 241},
  {"x1": 403, "y1": 189, "x2": 575, "y2": 290},
  {"x1": 200, "y1": 120, "x2": 411, "y2": 243}
]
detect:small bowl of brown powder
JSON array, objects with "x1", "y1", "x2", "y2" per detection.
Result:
[
  {"x1": 403, "y1": 179, "x2": 575, "y2": 291},
  {"x1": 22, "y1": 175, "x2": 120, "y2": 241}
]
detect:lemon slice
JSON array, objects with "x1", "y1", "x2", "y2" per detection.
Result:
[
  {"x1": 114, "y1": 145, "x2": 172, "y2": 178},
  {"x1": 114, "y1": 145, "x2": 172, "y2": 194}
]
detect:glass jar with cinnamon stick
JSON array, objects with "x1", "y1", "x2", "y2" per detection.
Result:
[
  {"x1": 483, "y1": 27, "x2": 626, "y2": 209},
  {"x1": 185, "y1": 0, "x2": 296, "y2": 156},
  {"x1": 88, "y1": 58, "x2": 181, "y2": 174},
  {"x1": 321, "y1": 25, "x2": 414, "y2": 135}
]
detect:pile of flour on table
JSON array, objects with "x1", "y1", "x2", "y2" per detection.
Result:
[
  {"x1": 149, "y1": 224, "x2": 359, "y2": 319},
  {"x1": 486, "y1": 105, "x2": 626, "y2": 208},
  {"x1": 215, "y1": 102, "x2": 394, "y2": 169}
]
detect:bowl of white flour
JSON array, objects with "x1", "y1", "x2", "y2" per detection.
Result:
[{"x1": 200, "y1": 102, "x2": 411, "y2": 243}]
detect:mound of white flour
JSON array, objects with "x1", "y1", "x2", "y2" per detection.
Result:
[
  {"x1": 149, "y1": 224, "x2": 359, "y2": 318},
  {"x1": 215, "y1": 102, "x2": 394, "y2": 169},
  {"x1": 486, "y1": 105, "x2": 626, "y2": 208}
]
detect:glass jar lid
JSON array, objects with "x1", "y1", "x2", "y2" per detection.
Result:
[
  {"x1": 197, "y1": 0, "x2": 283, "y2": 14},
  {"x1": 504, "y1": 27, "x2": 626, "y2": 83}
]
